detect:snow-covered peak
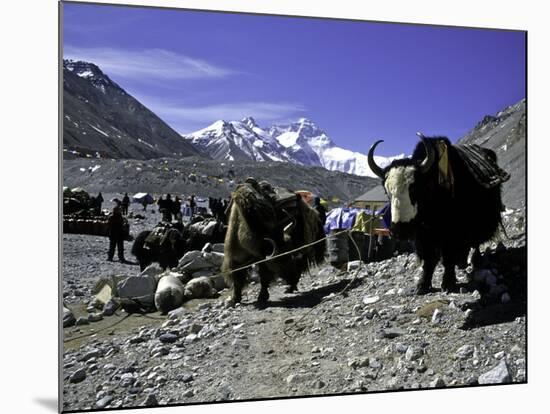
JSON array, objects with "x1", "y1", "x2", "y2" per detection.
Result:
[
  {"x1": 241, "y1": 116, "x2": 258, "y2": 129},
  {"x1": 183, "y1": 116, "x2": 401, "y2": 177}
]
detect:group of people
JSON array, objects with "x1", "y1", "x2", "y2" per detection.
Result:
[
  {"x1": 157, "y1": 194, "x2": 185, "y2": 222},
  {"x1": 208, "y1": 197, "x2": 230, "y2": 223}
]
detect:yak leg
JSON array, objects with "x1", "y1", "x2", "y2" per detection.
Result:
[
  {"x1": 257, "y1": 263, "x2": 273, "y2": 306},
  {"x1": 230, "y1": 269, "x2": 247, "y2": 304},
  {"x1": 284, "y1": 262, "x2": 300, "y2": 293},
  {"x1": 415, "y1": 243, "x2": 439, "y2": 295},
  {"x1": 441, "y1": 249, "x2": 458, "y2": 293}
]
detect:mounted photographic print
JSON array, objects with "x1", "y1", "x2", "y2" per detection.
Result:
[{"x1": 60, "y1": 1, "x2": 527, "y2": 412}]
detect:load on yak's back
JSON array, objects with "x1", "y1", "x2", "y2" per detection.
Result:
[{"x1": 222, "y1": 177, "x2": 326, "y2": 307}]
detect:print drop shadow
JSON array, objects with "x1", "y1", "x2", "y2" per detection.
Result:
[{"x1": 460, "y1": 244, "x2": 526, "y2": 330}]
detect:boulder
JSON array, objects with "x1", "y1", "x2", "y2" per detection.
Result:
[
  {"x1": 116, "y1": 275, "x2": 158, "y2": 308},
  {"x1": 155, "y1": 275, "x2": 185, "y2": 314},
  {"x1": 140, "y1": 264, "x2": 164, "y2": 280},
  {"x1": 178, "y1": 251, "x2": 202, "y2": 267}
]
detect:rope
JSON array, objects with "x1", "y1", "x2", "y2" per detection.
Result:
[
  {"x1": 282, "y1": 227, "x2": 368, "y2": 338},
  {"x1": 63, "y1": 313, "x2": 131, "y2": 343},
  {"x1": 63, "y1": 219, "x2": 375, "y2": 344}
]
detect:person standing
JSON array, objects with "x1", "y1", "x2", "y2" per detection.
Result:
[
  {"x1": 189, "y1": 194, "x2": 196, "y2": 218},
  {"x1": 173, "y1": 196, "x2": 182, "y2": 222},
  {"x1": 95, "y1": 192, "x2": 104, "y2": 215},
  {"x1": 107, "y1": 205, "x2": 127, "y2": 262},
  {"x1": 121, "y1": 193, "x2": 130, "y2": 216},
  {"x1": 313, "y1": 197, "x2": 327, "y2": 226}
]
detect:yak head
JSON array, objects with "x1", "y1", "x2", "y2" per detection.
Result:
[{"x1": 367, "y1": 134, "x2": 436, "y2": 238}]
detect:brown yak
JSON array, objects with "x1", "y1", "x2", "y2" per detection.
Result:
[{"x1": 222, "y1": 179, "x2": 326, "y2": 307}]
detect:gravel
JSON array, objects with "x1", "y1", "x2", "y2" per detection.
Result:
[{"x1": 62, "y1": 204, "x2": 526, "y2": 411}]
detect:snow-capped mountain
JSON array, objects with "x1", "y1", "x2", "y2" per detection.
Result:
[
  {"x1": 184, "y1": 117, "x2": 286, "y2": 162},
  {"x1": 182, "y1": 117, "x2": 402, "y2": 177}
]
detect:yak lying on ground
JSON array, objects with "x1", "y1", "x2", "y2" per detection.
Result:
[
  {"x1": 131, "y1": 220, "x2": 226, "y2": 271},
  {"x1": 222, "y1": 179, "x2": 326, "y2": 306},
  {"x1": 368, "y1": 135, "x2": 509, "y2": 294}
]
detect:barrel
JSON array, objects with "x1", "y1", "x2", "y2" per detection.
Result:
[
  {"x1": 348, "y1": 231, "x2": 365, "y2": 262},
  {"x1": 328, "y1": 230, "x2": 349, "y2": 268}
]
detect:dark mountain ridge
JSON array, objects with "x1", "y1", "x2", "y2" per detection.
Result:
[{"x1": 63, "y1": 59, "x2": 202, "y2": 160}]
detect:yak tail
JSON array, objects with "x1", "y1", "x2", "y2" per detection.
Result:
[{"x1": 131, "y1": 230, "x2": 151, "y2": 257}]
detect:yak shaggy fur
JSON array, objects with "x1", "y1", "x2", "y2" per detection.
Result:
[
  {"x1": 381, "y1": 137, "x2": 505, "y2": 294},
  {"x1": 222, "y1": 182, "x2": 326, "y2": 306}
]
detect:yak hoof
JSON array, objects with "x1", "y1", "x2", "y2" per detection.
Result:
[
  {"x1": 441, "y1": 280, "x2": 459, "y2": 293},
  {"x1": 257, "y1": 290, "x2": 269, "y2": 307},
  {"x1": 415, "y1": 282, "x2": 432, "y2": 295}
]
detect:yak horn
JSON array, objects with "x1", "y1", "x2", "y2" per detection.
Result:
[
  {"x1": 416, "y1": 133, "x2": 436, "y2": 174},
  {"x1": 263, "y1": 238, "x2": 278, "y2": 258},
  {"x1": 367, "y1": 140, "x2": 385, "y2": 179}
]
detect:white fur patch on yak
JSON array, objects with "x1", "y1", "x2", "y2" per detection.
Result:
[{"x1": 385, "y1": 166, "x2": 417, "y2": 224}]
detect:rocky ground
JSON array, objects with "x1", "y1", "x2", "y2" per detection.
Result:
[{"x1": 62, "y1": 200, "x2": 526, "y2": 412}]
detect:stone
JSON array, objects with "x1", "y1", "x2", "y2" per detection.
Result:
[
  {"x1": 455, "y1": 344, "x2": 474, "y2": 360},
  {"x1": 119, "y1": 373, "x2": 136, "y2": 388},
  {"x1": 183, "y1": 389, "x2": 194, "y2": 398},
  {"x1": 405, "y1": 346, "x2": 423, "y2": 361},
  {"x1": 430, "y1": 377, "x2": 446, "y2": 388},
  {"x1": 96, "y1": 395, "x2": 113, "y2": 409},
  {"x1": 143, "y1": 393, "x2": 159, "y2": 406},
  {"x1": 140, "y1": 264, "x2": 164, "y2": 279},
  {"x1": 478, "y1": 360, "x2": 511, "y2": 384},
  {"x1": 80, "y1": 349, "x2": 101, "y2": 362},
  {"x1": 63, "y1": 307, "x2": 76, "y2": 328},
  {"x1": 69, "y1": 368, "x2": 87, "y2": 384},
  {"x1": 494, "y1": 351, "x2": 506, "y2": 359},
  {"x1": 347, "y1": 260, "x2": 362, "y2": 272},
  {"x1": 102, "y1": 299, "x2": 120, "y2": 316},
  {"x1": 167, "y1": 307, "x2": 187, "y2": 320},
  {"x1": 313, "y1": 380, "x2": 326, "y2": 389},
  {"x1": 88, "y1": 313, "x2": 104, "y2": 323},
  {"x1": 431, "y1": 308, "x2": 443, "y2": 324},
  {"x1": 158, "y1": 333, "x2": 178, "y2": 344},
  {"x1": 189, "y1": 323, "x2": 203, "y2": 334},
  {"x1": 362, "y1": 295, "x2": 380, "y2": 305},
  {"x1": 75, "y1": 317, "x2": 90, "y2": 326},
  {"x1": 117, "y1": 275, "x2": 157, "y2": 306}
]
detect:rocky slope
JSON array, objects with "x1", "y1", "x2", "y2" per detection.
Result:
[
  {"x1": 62, "y1": 157, "x2": 378, "y2": 204},
  {"x1": 61, "y1": 203, "x2": 526, "y2": 411},
  {"x1": 63, "y1": 60, "x2": 202, "y2": 160},
  {"x1": 458, "y1": 99, "x2": 526, "y2": 209}
]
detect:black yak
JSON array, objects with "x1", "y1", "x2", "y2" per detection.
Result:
[
  {"x1": 367, "y1": 135, "x2": 509, "y2": 294},
  {"x1": 222, "y1": 179, "x2": 326, "y2": 306},
  {"x1": 131, "y1": 220, "x2": 226, "y2": 271}
]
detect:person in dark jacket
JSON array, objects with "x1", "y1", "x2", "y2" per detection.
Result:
[
  {"x1": 173, "y1": 196, "x2": 182, "y2": 222},
  {"x1": 121, "y1": 193, "x2": 130, "y2": 216},
  {"x1": 107, "y1": 205, "x2": 127, "y2": 262},
  {"x1": 95, "y1": 192, "x2": 104, "y2": 215},
  {"x1": 313, "y1": 196, "x2": 327, "y2": 226}
]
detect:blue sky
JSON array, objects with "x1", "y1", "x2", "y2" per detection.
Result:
[{"x1": 63, "y1": 2, "x2": 526, "y2": 157}]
